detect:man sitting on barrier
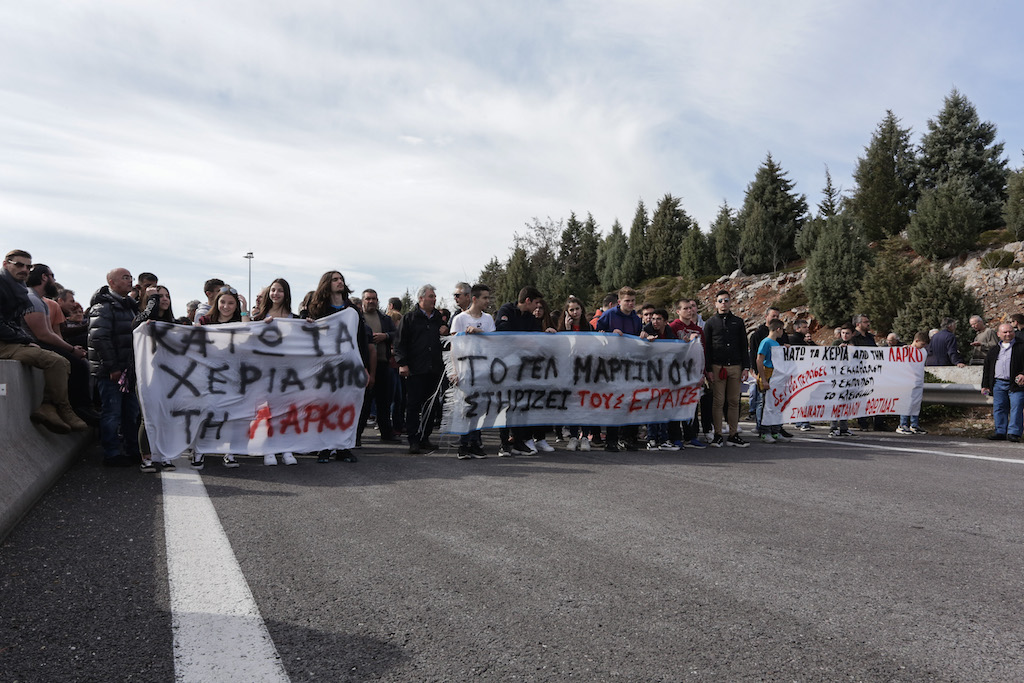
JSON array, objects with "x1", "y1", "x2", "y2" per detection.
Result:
[{"x1": 0, "y1": 250, "x2": 86, "y2": 434}]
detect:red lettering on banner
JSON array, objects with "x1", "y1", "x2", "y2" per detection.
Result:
[{"x1": 248, "y1": 403, "x2": 274, "y2": 439}]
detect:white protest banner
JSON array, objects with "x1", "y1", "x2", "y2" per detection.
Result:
[
  {"x1": 442, "y1": 332, "x2": 705, "y2": 434},
  {"x1": 762, "y1": 344, "x2": 926, "y2": 426},
  {"x1": 133, "y1": 310, "x2": 366, "y2": 456}
]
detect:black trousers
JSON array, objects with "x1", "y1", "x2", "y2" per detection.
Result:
[
  {"x1": 405, "y1": 371, "x2": 442, "y2": 445},
  {"x1": 358, "y1": 362, "x2": 395, "y2": 438}
]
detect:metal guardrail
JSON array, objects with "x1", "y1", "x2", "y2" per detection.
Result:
[{"x1": 922, "y1": 384, "x2": 991, "y2": 407}]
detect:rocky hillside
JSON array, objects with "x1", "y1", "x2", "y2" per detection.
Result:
[{"x1": 693, "y1": 241, "x2": 1023, "y2": 343}]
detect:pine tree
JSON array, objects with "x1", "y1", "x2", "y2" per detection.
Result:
[
  {"x1": 804, "y1": 215, "x2": 869, "y2": 327},
  {"x1": 848, "y1": 111, "x2": 918, "y2": 241},
  {"x1": 1005, "y1": 163, "x2": 1024, "y2": 240},
  {"x1": 500, "y1": 246, "x2": 532, "y2": 304},
  {"x1": 907, "y1": 177, "x2": 985, "y2": 259},
  {"x1": 621, "y1": 199, "x2": 648, "y2": 285},
  {"x1": 853, "y1": 238, "x2": 922, "y2": 335},
  {"x1": 598, "y1": 220, "x2": 628, "y2": 291},
  {"x1": 709, "y1": 201, "x2": 742, "y2": 274},
  {"x1": 679, "y1": 228, "x2": 713, "y2": 280},
  {"x1": 917, "y1": 89, "x2": 1008, "y2": 234},
  {"x1": 644, "y1": 193, "x2": 694, "y2": 277},
  {"x1": 892, "y1": 268, "x2": 982, "y2": 360},
  {"x1": 477, "y1": 257, "x2": 506, "y2": 306},
  {"x1": 558, "y1": 212, "x2": 600, "y2": 303},
  {"x1": 797, "y1": 168, "x2": 844, "y2": 259},
  {"x1": 738, "y1": 154, "x2": 808, "y2": 274}
]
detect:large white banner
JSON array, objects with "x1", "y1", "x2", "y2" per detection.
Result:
[
  {"x1": 443, "y1": 332, "x2": 705, "y2": 433},
  {"x1": 762, "y1": 344, "x2": 926, "y2": 425},
  {"x1": 133, "y1": 310, "x2": 366, "y2": 456}
]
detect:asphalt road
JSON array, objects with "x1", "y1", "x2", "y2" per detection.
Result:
[{"x1": 3, "y1": 427, "x2": 1024, "y2": 682}]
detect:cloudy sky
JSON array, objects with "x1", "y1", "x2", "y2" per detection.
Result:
[{"x1": 2, "y1": 1, "x2": 1022, "y2": 312}]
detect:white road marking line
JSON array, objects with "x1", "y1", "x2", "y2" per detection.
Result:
[
  {"x1": 793, "y1": 436, "x2": 1024, "y2": 464},
  {"x1": 162, "y1": 468, "x2": 290, "y2": 682}
]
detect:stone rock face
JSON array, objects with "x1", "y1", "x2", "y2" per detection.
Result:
[{"x1": 692, "y1": 244, "x2": 1018, "y2": 343}]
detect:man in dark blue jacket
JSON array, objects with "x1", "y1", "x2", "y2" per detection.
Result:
[
  {"x1": 595, "y1": 286, "x2": 643, "y2": 451},
  {"x1": 88, "y1": 267, "x2": 141, "y2": 466},
  {"x1": 927, "y1": 317, "x2": 966, "y2": 367},
  {"x1": 703, "y1": 290, "x2": 749, "y2": 448}
]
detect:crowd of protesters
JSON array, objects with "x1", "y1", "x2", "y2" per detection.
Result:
[{"x1": 2, "y1": 248, "x2": 1020, "y2": 473}]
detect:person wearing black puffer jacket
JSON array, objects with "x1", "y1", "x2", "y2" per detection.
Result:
[{"x1": 88, "y1": 267, "x2": 141, "y2": 468}]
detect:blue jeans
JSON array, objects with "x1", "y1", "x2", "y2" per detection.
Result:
[
  {"x1": 749, "y1": 384, "x2": 761, "y2": 428},
  {"x1": 992, "y1": 379, "x2": 1024, "y2": 437},
  {"x1": 898, "y1": 415, "x2": 920, "y2": 428},
  {"x1": 98, "y1": 378, "x2": 141, "y2": 460},
  {"x1": 647, "y1": 423, "x2": 668, "y2": 443}
]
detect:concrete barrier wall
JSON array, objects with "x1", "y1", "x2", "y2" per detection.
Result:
[{"x1": 0, "y1": 360, "x2": 93, "y2": 543}]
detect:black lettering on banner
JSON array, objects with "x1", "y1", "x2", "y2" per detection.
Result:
[
  {"x1": 465, "y1": 392, "x2": 480, "y2": 418},
  {"x1": 239, "y1": 362, "x2": 262, "y2": 395},
  {"x1": 149, "y1": 323, "x2": 183, "y2": 355},
  {"x1": 301, "y1": 323, "x2": 327, "y2": 356},
  {"x1": 314, "y1": 363, "x2": 339, "y2": 391},
  {"x1": 208, "y1": 363, "x2": 229, "y2": 395},
  {"x1": 458, "y1": 355, "x2": 487, "y2": 386},
  {"x1": 162, "y1": 360, "x2": 201, "y2": 398},
  {"x1": 253, "y1": 325, "x2": 285, "y2": 356},
  {"x1": 490, "y1": 357, "x2": 508, "y2": 384},
  {"x1": 279, "y1": 367, "x2": 306, "y2": 392},
  {"x1": 333, "y1": 321, "x2": 355, "y2": 353},
  {"x1": 573, "y1": 355, "x2": 592, "y2": 384},
  {"x1": 668, "y1": 360, "x2": 681, "y2": 384},
  {"x1": 172, "y1": 409, "x2": 202, "y2": 441},
  {"x1": 646, "y1": 359, "x2": 663, "y2": 382},
  {"x1": 198, "y1": 411, "x2": 229, "y2": 440},
  {"x1": 225, "y1": 329, "x2": 239, "y2": 354},
  {"x1": 178, "y1": 327, "x2": 213, "y2": 357}
]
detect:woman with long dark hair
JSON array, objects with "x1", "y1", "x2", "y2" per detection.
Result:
[
  {"x1": 253, "y1": 278, "x2": 293, "y2": 322},
  {"x1": 196, "y1": 287, "x2": 248, "y2": 325},
  {"x1": 133, "y1": 285, "x2": 179, "y2": 472}
]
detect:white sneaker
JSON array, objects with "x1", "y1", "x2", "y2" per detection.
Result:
[
  {"x1": 264, "y1": 454, "x2": 278, "y2": 466},
  {"x1": 760, "y1": 433, "x2": 777, "y2": 444},
  {"x1": 579, "y1": 438, "x2": 591, "y2": 452},
  {"x1": 566, "y1": 437, "x2": 579, "y2": 451},
  {"x1": 223, "y1": 455, "x2": 240, "y2": 468},
  {"x1": 536, "y1": 439, "x2": 555, "y2": 452},
  {"x1": 659, "y1": 441, "x2": 681, "y2": 451},
  {"x1": 525, "y1": 439, "x2": 537, "y2": 453},
  {"x1": 281, "y1": 452, "x2": 298, "y2": 465}
]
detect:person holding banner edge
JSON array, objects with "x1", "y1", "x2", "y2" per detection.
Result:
[{"x1": 449, "y1": 284, "x2": 495, "y2": 459}]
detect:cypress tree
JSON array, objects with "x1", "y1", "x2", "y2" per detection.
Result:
[
  {"x1": 709, "y1": 201, "x2": 742, "y2": 274},
  {"x1": 598, "y1": 221, "x2": 628, "y2": 291},
  {"x1": 622, "y1": 199, "x2": 648, "y2": 285},
  {"x1": 907, "y1": 177, "x2": 985, "y2": 259},
  {"x1": 805, "y1": 215, "x2": 869, "y2": 327},
  {"x1": 679, "y1": 228, "x2": 713, "y2": 280},
  {"x1": 645, "y1": 193, "x2": 694, "y2": 277},
  {"x1": 1005, "y1": 164, "x2": 1024, "y2": 240},
  {"x1": 853, "y1": 238, "x2": 922, "y2": 335},
  {"x1": 848, "y1": 111, "x2": 918, "y2": 241},
  {"x1": 738, "y1": 154, "x2": 808, "y2": 274},
  {"x1": 892, "y1": 268, "x2": 981, "y2": 360}
]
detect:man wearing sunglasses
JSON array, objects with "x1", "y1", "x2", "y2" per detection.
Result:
[
  {"x1": 703, "y1": 290, "x2": 750, "y2": 448},
  {"x1": 0, "y1": 250, "x2": 86, "y2": 433}
]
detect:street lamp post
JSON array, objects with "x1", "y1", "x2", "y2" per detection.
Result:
[{"x1": 244, "y1": 252, "x2": 254, "y2": 311}]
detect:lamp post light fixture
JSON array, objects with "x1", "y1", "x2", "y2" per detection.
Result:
[{"x1": 244, "y1": 252, "x2": 254, "y2": 311}]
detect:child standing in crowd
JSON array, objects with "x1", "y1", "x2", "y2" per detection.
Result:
[
  {"x1": 557, "y1": 295, "x2": 594, "y2": 451},
  {"x1": 756, "y1": 319, "x2": 791, "y2": 444},
  {"x1": 896, "y1": 332, "x2": 930, "y2": 435},
  {"x1": 642, "y1": 308, "x2": 679, "y2": 451},
  {"x1": 829, "y1": 324, "x2": 856, "y2": 437},
  {"x1": 253, "y1": 278, "x2": 299, "y2": 466},
  {"x1": 192, "y1": 287, "x2": 247, "y2": 469},
  {"x1": 133, "y1": 285, "x2": 179, "y2": 473},
  {"x1": 449, "y1": 284, "x2": 495, "y2": 460}
]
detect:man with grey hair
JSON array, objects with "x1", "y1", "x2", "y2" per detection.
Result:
[
  {"x1": 452, "y1": 281, "x2": 472, "y2": 313},
  {"x1": 969, "y1": 315, "x2": 998, "y2": 362},
  {"x1": 396, "y1": 284, "x2": 450, "y2": 454}
]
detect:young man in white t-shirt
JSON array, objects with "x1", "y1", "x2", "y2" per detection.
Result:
[{"x1": 449, "y1": 284, "x2": 495, "y2": 459}]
